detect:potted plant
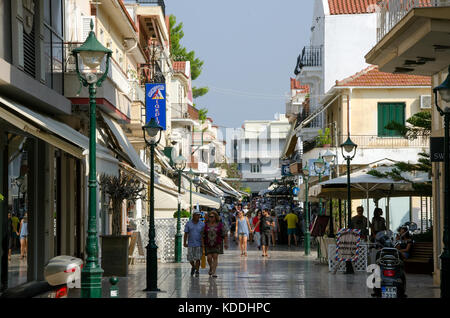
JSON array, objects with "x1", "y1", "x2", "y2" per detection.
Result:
[
  {"x1": 99, "y1": 172, "x2": 146, "y2": 277},
  {"x1": 316, "y1": 128, "x2": 332, "y2": 148},
  {"x1": 173, "y1": 209, "x2": 191, "y2": 219}
]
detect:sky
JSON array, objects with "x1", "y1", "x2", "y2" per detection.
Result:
[{"x1": 165, "y1": 0, "x2": 315, "y2": 130}]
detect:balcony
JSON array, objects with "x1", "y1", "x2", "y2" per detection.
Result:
[
  {"x1": 302, "y1": 134, "x2": 430, "y2": 166},
  {"x1": 366, "y1": 1, "x2": 450, "y2": 76},
  {"x1": 294, "y1": 46, "x2": 322, "y2": 75},
  {"x1": 376, "y1": 0, "x2": 450, "y2": 42},
  {"x1": 64, "y1": 43, "x2": 132, "y2": 121},
  {"x1": 125, "y1": 0, "x2": 165, "y2": 15}
]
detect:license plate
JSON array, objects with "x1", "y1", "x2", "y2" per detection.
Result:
[{"x1": 381, "y1": 286, "x2": 397, "y2": 298}]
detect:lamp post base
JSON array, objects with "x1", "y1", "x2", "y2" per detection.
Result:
[
  {"x1": 345, "y1": 260, "x2": 354, "y2": 274},
  {"x1": 175, "y1": 233, "x2": 183, "y2": 263},
  {"x1": 304, "y1": 231, "x2": 311, "y2": 256},
  {"x1": 81, "y1": 266, "x2": 104, "y2": 298}
]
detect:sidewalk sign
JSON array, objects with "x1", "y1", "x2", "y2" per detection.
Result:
[{"x1": 333, "y1": 228, "x2": 361, "y2": 274}]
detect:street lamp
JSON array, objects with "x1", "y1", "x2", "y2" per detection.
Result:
[
  {"x1": 72, "y1": 20, "x2": 112, "y2": 298},
  {"x1": 314, "y1": 155, "x2": 326, "y2": 215},
  {"x1": 173, "y1": 155, "x2": 187, "y2": 263},
  {"x1": 302, "y1": 164, "x2": 311, "y2": 256},
  {"x1": 188, "y1": 168, "x2": 195, "y2": 219},
  {"x1": 340, "y1": 136, "x2": 357, "y2": 274},
  {"x1": 142, "y1": 117, "x2": 163, "y2": 292},
  {"x1": 322, "y1": 150, "x2": 336, "y2": 238},
  {"x1": 433, "y1": 66, "x2": 450, "y2": 298}
]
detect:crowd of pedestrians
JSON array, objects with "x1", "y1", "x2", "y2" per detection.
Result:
[{"x1": 183, "y1": 203, "x2": 301, "y2": 278}]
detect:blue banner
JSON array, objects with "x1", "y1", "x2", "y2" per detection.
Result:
[{"x1": 145, "y1": 83, "x2": 166, "y2": 130}]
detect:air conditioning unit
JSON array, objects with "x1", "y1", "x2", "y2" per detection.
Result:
[{"x1": 420, "y1": 95, "x2": 431, "y2": 109}]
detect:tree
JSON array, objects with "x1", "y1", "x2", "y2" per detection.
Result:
[
  {"x1": 217, "y1": 163, "x2": 242, "y2": 191},
  {"x1": 369, "y1": 110, "x2": 432, "y2": 193},
  {"x1": 99, "y1": 172, "x2": 146, "y2": 236},
  {"x1": 198, "y1": 108, "x2": 208, "y2": 123},
  {"x1": 169, "y1": 15, "x2": 208, "y2": 99}
]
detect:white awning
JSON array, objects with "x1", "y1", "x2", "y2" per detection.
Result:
[
  {"x1": 101, "y1": 113, "x2": 149, "y2": 173},
  {"x1": 0, "y1": 95, "x2": 119, "y2": 176},
  {"x1": 184, "y1": 190, "x2": 221, "y2": 209}
]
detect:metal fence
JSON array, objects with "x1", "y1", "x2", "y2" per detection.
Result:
[
  {"x1": 134, "y1": 217, "x2": 189, "y2": 263},
  {"x1": 332, "y1": 135, "x2": 430, "y2": 149},
  {"x1": 377, "y1": 0, "x2": 450, "y2": 41}
]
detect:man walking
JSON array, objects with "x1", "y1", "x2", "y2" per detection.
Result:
[
  {"x1": 284, "y1": 210, "x2": 299, "y2": 247},
  {"x1": 260, "y1": 209, "x2": 275, "y2": 258},
  {"x1": 184, "y1": 211, "x2": 205, "y2": 277}
]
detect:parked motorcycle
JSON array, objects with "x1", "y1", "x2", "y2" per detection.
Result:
[{"x1": 371, "y1": 230, "x2": 407, "y2": 298}]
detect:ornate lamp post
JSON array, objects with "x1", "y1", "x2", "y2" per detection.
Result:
[
  {"x1": 302, "y1": 164, "x2": 311, "y2": 256},
  {"x1": 173, "y1": 155, "x2": 187, "y2": 263},
  {"x1": 322, "y1": 150, "x2": 336, "y2": 237},
  {"x1": 314, "y1": 155, "x2": 326, "y2": 215},
  {"x1": 340, "y1": 136, "x2": 357, "y2": 274},
  {"x1": 188, "y1": 168, "x2": 195, "y2": 219},
  {"x1": 433, "y1": 66, "x2": 450, "y2": 298},
  {"x1": 142, "y1": 117, "x2": 163, "y2": 292},
  {"x1": 72, "y1": 20, "x2": 112, "y2": 298}
]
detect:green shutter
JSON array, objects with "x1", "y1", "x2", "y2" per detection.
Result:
[{"x1": 377, "y1": 103, "x2": 405, "y2": 137}]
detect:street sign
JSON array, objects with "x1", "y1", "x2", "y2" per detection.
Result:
[
  {"x1": 292, "y1": 187, "x2": 299, "y2": 195},
  {"x1": 145, "y1": 83, "x2": 166, "y2": 130},
  {"x1": 307, "y1": 159, "x2": 330, "y2": 177},
  {"x1": 335, "y1": 228, "x2": 361, "y2": 262},
  {"x1": 430, "y1": 137, "x2": 449, "y2": 162}
]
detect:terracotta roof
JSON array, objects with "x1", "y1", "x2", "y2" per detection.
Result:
[
  {"x1": 290, "y1": 78, "x2": 310, "y2": 93},
  {"x1": 188, "y1": 105, "x2": 199, "y2": 120},
  {"x1": 335, "y1": 65, "x2": 431, "y2": 87},
  {"x1": 328, "y1": 0, "x2": 380, "y2": 15}
]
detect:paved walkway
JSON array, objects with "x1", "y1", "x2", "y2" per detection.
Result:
[{"x1": 56, "y1": 242, "x2": 439, "y2": 298}]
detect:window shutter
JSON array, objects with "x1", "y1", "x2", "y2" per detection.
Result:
[
  {"x1": 81, "y1": 16, "x2": 95, "y2": 42},
  {"x1": 378, "y1": 103, "x2": 405, "y2": 137}
]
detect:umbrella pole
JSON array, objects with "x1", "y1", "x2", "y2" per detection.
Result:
[
  {"x1": 386, "y1": 197, "x2": 390, "y2": 231},
  {"x1": 367, "y1": 191, "x2": 370, "y2": 240},
  {"x1": 338, "y1": 199, "x2": 342, "y2": 230}
]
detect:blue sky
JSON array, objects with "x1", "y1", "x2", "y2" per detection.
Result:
[{"x1": 165, "y1": 0, "x2": 314, "y2": 129}]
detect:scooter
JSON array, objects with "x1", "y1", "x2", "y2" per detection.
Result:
[{"x1": 371, "y1": 230, "x2": 407, "y2": 298}]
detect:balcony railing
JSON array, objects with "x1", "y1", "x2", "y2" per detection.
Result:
[
  {"x1": 125, "y1": 0, "x2": 165, "y2": 16},
  {"x1": 294, "y1": 46, "x2": 322, "y2": 75},
  {"x1": 331, "y1": 135, "x2": 430, "y2": 149},
  {"x1": 376, "y1": 0, "x2": 450, "y2": 41}
]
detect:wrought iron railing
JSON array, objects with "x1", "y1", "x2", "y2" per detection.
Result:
[
  {"x1": 331, "y1": 134, "x2": 430, "y2": 149},
  {"x1": 376, "y1": 0, "x2": 450, "y2": 41},
  {"x1": 294, "y1": 46, "x2": 322, "y2": 74}
]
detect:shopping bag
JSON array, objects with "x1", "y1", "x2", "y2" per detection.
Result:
[{"x1": 201, "y1": 248, "x2": 206, "y2": 268}]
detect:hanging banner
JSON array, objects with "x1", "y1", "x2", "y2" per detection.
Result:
[
  {"x1": 307, "y1": 159, "x2": 330, "y2": 177},
  {"x1": 145, "y1": 83, "x2": 166, "y2": 130}
]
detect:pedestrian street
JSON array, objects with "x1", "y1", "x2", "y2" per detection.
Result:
[{"x1": 57, "y1": 242, "x2": 439, "y2": 299}]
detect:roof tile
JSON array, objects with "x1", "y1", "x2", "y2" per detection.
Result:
[
  {"x1": 328, "y1": 0, "x2": 379, "y2": 15},
  {"x1": 335, "y1": 65, "x2": 431, "y2": 87}
]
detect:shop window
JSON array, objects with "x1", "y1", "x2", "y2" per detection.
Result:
[
  {"x1": 6, "y1": 134, "x2": 31, "y2": 289},
  {"x1": 250, "y1": 163, "x2": 261, "y2": 173},
  {"x1": 43, "y1": 0, "x2": 64, "y2": 95}
]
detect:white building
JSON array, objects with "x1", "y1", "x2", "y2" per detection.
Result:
[
  {"x1": 233, "y1": 114, "x2": 291, "y2": 194},
  {"x1": 294, "y1": 0, "x2": 378, "y2": 141}
]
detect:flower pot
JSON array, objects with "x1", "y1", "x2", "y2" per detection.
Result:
[{"x1": 101, "y1": 235, "x2": 130, "y2": 277}]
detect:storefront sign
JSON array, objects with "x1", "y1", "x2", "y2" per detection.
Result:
[
  {"x1": 145, "y1": 83, "x2": 166, "y2": 130},
  {"x1": 307, "y1": 159, "x2": 330, "y2": 177},
  {"x1": 281, "y1": 164, "x2": 292, "y2": 176},
  {"x1": 335, "y1": 228, "x2": 361, "y2": 262},
  {"x1": 430, "y1": 137, "x2": 448, "y2": 162}
]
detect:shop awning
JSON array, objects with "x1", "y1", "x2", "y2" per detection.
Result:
[
  {"x1": 0, "y1": 95, "x2": 119, "y2": 176},
  {"x1": 184, "y1": 190, "x2": 221, "y2": 209},
  {"x1": 101, "y1": 113, "x2": 149, "y2": 173},
  {"x1": 281, "y1": 119, "x2": 298, "y2": 159}
]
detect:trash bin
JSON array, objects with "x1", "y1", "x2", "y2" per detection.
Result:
[{"x1": 44, "y1": 255, "x2": 83, "y2": 287}]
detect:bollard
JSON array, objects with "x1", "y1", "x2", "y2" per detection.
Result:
[{"x1": 109, "y1": 276, "x2": 119, "y2": 298}]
